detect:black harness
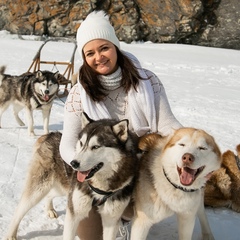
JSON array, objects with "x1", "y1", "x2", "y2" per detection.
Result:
[
  {"x1": 88, "y1": 180, "x2": 134, "y2": 207},
  {"x1": 89, "y1": 183, "x2": 117, "y2": 207},
  {"x1": 33, "y1": 94, "x2": 42, "y2": 108}
]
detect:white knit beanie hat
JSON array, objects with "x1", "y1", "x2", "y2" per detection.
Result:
[{"x1": 76, "y1": 11, "x2": 120, "y2": 54}]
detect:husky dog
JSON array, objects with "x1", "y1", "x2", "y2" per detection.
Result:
[
  {"x1": 0, "y1": 66, "x2": 59, "y2": 136},
  {"x1": 5, "y1": 113, "x2": 139, "y2": 240},
  {"x1": 204, "y1": 144, "x2": 240, "y2": 212},
  {"x1": 131, "y1": 128, "x2": 222, "y2": 240}
]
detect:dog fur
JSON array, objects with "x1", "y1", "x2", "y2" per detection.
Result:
[
  {"x1": 204, "y1": 144, "x2": 240, "y2": 212},
  {"x1": 130, "y1": 128, "x2": 222, "y2": 240},
  {"x1": 5, "y1": 113, "x2": 139, "y2": 240},
  {"x1": 0, "y1": 66, "x2": 59, "y2": 136}
]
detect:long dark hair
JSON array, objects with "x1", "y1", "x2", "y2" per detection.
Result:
[{"x1": 79, "y1": 47, "x2": 144, "y2": 102}]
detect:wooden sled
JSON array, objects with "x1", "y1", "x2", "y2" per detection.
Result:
[{"x1": 28, "y1": 38, "x2": 77, "y2": 98}]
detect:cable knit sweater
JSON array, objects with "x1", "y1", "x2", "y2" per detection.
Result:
[{"x1": 60, "y1": 68, "x2": 182, "y2": 165}]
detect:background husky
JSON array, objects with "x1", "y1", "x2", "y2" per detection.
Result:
[
  {"x1": 5, "y1": 113, "x2": 139, "y2": 240},
  {"x1": 131, "y1": 128, "x2": 222, "y2": 240},
  {"x1": 0, "y1": 66, "x2": 59, "y2": 136},
  {"x1": 204, "y1": 144, "x2": 240, "y2": 212}
]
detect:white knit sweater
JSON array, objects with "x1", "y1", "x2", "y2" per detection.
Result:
[{"x1": 60, "y1": 68, "x2": 182, "y2": 165}]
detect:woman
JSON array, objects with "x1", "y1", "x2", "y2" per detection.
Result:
[{"x1": 60, "y1": 10, "x2": 182, "y2": 240}]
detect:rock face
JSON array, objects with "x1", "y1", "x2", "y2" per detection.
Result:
[
  {"x1": 197, "y1": 0, "x2": 240, "y2": 49},
  {"x1": 0, "y1": 0, "x2": 239, "y2": 49}
]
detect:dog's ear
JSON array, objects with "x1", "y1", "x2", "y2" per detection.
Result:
[
  {"x1": 81, "y1": 112, "x2": 94, "y2": 128},
  {"x1": 0, "y1": 65, "x2": 6, "y2": 75},
  {"x1": 112, "y1": 119, "x2": 129, "y2": 142},
  {"x1": 139, "y1": 133, "x2": 163, "y2": 152},
  {"x1": 53, "y1": 71, "x2": 59, "y2": 79},
  {"x1": 36, "y1": 70, "x2": 43, "y2": 78}
]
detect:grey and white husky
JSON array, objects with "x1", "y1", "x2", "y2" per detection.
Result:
[
  {"x1": 5, "y1": 112, "x2": 139, "y2": 240},
  {"x1": 0, "y1": 66, "x2": 59, "y2": 136}
]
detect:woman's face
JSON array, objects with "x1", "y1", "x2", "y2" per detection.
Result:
[{"x1": 83, "y1": 39, "x2": 118, "y2": 75}]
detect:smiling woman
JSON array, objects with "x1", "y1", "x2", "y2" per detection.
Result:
[{"x1": 59, "y1": 10, "x2": 182, "y2": 240}]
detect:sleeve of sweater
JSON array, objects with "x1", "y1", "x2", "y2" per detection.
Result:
[
  {"x1": 59, "y1": 84, "x2": 83, "y2": 166},
  {"x1": 145, "y1": 69, "x2": 183, "y2": 136}
]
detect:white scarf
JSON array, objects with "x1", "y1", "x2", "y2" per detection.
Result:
[{"x1": 78, "y1": 52, "x2": 157, "y2": 136}]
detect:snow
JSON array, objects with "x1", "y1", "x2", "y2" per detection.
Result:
[{"x1": 0, "y1": 31, "x2": 240, "y2": 240}]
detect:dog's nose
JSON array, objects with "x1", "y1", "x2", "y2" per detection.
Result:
[
  {"x1": 182, "y1": 153, "x2": 195, "y2": 164},
  {"x1": 45, "y1": 89, "x2": 49, "y2": 94},
  {"x1": 70, "y1": 160, "x2": 80, "y2": 169}
]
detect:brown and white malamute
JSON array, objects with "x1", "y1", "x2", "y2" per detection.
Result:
[
  {"x1": 0, "y1": 66, "x2": 59, "y2": 136},
  {"x1": 5, "y1": 113, "x2": 139, "y2": 240},
  {"x1": 131, "y1": 128, "x2": 222, "y2": 240},
  {"x1": 205, "y1": 144, "x2": 240, "y2": 213}
]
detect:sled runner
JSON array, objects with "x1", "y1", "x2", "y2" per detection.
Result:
[{"x1": 28, "y1": 38, "x2": 77, "y2": 98}]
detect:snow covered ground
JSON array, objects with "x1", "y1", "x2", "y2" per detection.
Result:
[{"x1": 0, "y1": 30, "x2": 240, "y2": 239}]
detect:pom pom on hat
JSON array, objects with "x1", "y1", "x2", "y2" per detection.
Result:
[{"x1": 76, "y1": 11, "x2": 120, "y2": 54}]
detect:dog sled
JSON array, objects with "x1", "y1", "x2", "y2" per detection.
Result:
[{"x1": 28, "y1": 38, "x2": 77, "y2": 98}]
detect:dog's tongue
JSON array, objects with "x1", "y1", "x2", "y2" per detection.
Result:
[
  {"x1": 77, "y1": 170, "x2": 90, "y2": 182},
  {"x1": 179, "y1": 167, "x2": 197, "y2": 186},
  {"x1": 44, "y1": 95, "x2": 49, "y2": 101}
]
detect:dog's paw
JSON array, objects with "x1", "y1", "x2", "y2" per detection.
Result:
[
  {"x1": 16, "y1": 118, "x2": 25, "y2": 126},
  {"x1": 47, "y1": 209, "x2": 58, "y2": 218},
  {"x1": 4, "y1": 237, "x2": 17, "y2": 240},
  {"x1": 43, "y1": 130, "x2": 49, "y2": 135},
  {"x1": 19, "y1": 122, "x2": 25, "y2": 126},
  {"x1": 202, "y1": 233, "x2": 215, "y2": 240},
  {"x1": 28, "y1": 132, "x2": 36, "y2": 137}
]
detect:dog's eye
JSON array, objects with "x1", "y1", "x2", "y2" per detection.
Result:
[
  {"x1": 91, "y1": 145, "x2": 100, "y2": 150},
  {"x1": 179, "y1": 143, "x2": 185, "y2": 147},
  {"x1": 79, "y1": 141, "x2": 83, "y2": 147},
  {"x1": 198, "y1": 146, "x2": 207, "y2": 150}
]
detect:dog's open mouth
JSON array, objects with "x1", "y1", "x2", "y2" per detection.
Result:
[
  {"x1": 177, "y1": 166, "x2": 205, "y2": 186},
  {"x1": 77, "y1": 162, "x2": 103, "y2": 182},
  {"x1": 42, "y1": 94, "x2": 50, "y2": 101},
  {"x1": 38, "y1": 92, "x2": 50, "y2": 102}
]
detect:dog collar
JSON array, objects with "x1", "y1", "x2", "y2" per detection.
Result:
[
  {"x1": 88, "y1": 179, "x2": 135, "y2": 207},
  {"x1": 163, "y1": 168, "x2": 199, "y2": 193},
  {"x1": 88, "y1": 183, "x2": 117, "y2": 207},
  {"x1": 235, "y1": 155, "x2": 240, "y2": 170},
  {"x1": 32, "y1": 94, "x2": 42, "y2": 108}
]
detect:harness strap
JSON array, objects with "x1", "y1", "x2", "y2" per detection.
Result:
[
  {"x1": 88, "y1": 183, "x2": 114, "y2": 196},
  {"x1": 32, "y1": 94, "x2": 42, "y2": 108},
  {"x1": 88, "y1": 183, "x2": 118, "y2": 207},
  {"x1": 89, "y1": 179, "x2": 134, "y2": 207}
]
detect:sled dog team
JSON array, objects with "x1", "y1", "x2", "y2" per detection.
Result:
[
  {"x1": 0, "y1": 66, "x2": 223, "y2": 240},
  {"x1": 1, "y1": 65, "x2": 238, "y2": 239},
  {"x1": 4, "y1": 112, "x2": 223, "y2": 240}
]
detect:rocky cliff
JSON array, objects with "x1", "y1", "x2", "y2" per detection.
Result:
[{"x1": 0, "y1": 0, "x2": 239, "y2": 49}]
